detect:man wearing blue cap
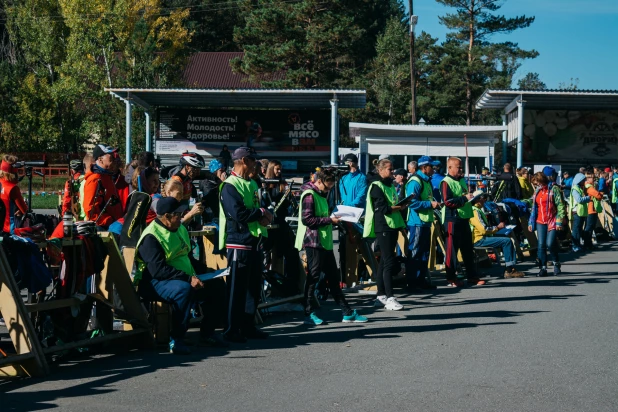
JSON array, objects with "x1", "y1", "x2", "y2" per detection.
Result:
[
  {"x1": 405, "y1": 156, "x2": 440, "y2": 291},
  {"x1": 219, "y1": 146, "x2": 273, "y2": 343},
  {"x1": 431, "y1": 161, "x2": 445, "y2": 202},
  {"x1": 135, "y1": 197, "x2": 227, "y2": 354}
]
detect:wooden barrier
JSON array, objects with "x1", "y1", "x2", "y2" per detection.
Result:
[{"x1": 0, "y1": 235, "x2": 153, "y2": 378}]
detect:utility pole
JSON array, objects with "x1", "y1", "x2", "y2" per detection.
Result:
[{"x1": 408, "y1": 1, "x2": 418, "y2": 125}]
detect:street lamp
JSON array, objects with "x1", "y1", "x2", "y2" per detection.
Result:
[{"x1": 408, "y1": 2, "x2": 418, "y2": 125}]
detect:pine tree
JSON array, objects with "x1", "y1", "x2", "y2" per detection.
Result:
[
  {"x1": 517, "y1": 72, "x2": 546, "y2": 90},
  {"x1": 435, "y1": 0, "x2": 538, "y2": 125}
]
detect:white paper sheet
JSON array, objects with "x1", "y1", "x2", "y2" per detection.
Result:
[{"x1": 331, "y1": 205, "x2": 364, "y2": 223}]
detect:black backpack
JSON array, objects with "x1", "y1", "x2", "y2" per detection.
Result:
[{"x1": 120, "y1": 191, "x2": 152, "y2": 248}]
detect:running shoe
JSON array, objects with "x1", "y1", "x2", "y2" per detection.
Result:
[
  {"x1": 447, "y1": 280, "x2": 464, "y2": 288},
  {"x1": 169, "y1": 338, "x2": 191, "y2": 355},
  {"x1": 342, "y1": 310, "x2": 368, "y2": 323},
  {"x1": 304, "y1": 312, "x2": 324, "y2": 326},
  {"x1": 467, "y1": 278, "x2": 487, "y2": 286},
  {"x1": 553, "y1": 263, "x2": 561, "y2": 276},
  {"x1": 385, "y1": 297, "x2": 404, "y2": 311},
  {"x1": 374, "y1": 295, "x2": 388, "y2": 307}
]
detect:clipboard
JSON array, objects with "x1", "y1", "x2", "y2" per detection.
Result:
[{"x1": 395, "y1": 193, "x2": 416, "y2": 206}]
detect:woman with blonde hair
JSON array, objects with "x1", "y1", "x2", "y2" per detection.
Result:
[{"x1": 0, "y1": 154, "x2": 28, "y2": 233}]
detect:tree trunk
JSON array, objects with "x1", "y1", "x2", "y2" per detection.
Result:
[{"x1": 466, "y1": 1, "x2": 476, "y2": 126}]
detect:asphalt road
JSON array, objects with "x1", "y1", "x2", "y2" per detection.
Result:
[{"x1": 2, "y1": 242, "x2": 618, "y2": 412}]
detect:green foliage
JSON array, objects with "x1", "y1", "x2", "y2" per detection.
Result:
[
  {"x1": 517, "y1": 72, "x2": 546, "y2": 90},
  {"x1": 558, "y1": 77, "x2": 580, "y2": 91}
]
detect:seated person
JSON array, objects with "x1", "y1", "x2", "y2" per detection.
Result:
[
  {"x1": 469, "y1": 190, "x2": 525, "y2": 279},
  {"x1": 135, "y1": 197, "x2": 227, "y2": 354}
]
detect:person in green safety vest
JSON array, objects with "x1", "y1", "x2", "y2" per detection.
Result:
[
  {"x1": 364, "y1": 158, "x2": 409, "y2": 311},
  {"x1": 219, "y1": 146, "x2": 273, "y2": 344},
  {"x1": 440, "y1": 157, "x2": 486, "y2": 287},
  {"x1": 568, "y1": 173, "x2": 590, "y2": 252},
  {"x1": 295, "y1": 168, "x2": 368, "y2": 325},
  {"x1": 135, "y1": 197, "x2": 228, "y2": 354},
  {"x1": 405, "y1": 156, "x2": 441, "y2": 291}
]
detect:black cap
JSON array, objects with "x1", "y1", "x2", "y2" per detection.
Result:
[
  {"x1": 155, "y1": 197, "x2": 188, "y2": 215},
  {"x1": 343, "y1": 153, "x2": 359, "y2": 164},
  {"x1": 393, "y1": 168, "x2": 407, "y2": 177},
  {"x1": 93, "y1": 144, "x2": 118, "y2": 160},
  {"x1": 232, "y1": 146, "x2": 257, "y2": 161}
]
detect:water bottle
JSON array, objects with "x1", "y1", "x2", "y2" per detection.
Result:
[{"x1": 63, "y1": 211, "x2": 73, "y2": 238}]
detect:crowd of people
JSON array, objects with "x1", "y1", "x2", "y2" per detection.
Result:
[{"x1": 2, "y1": 145, "x2": 616, "y2": 355}]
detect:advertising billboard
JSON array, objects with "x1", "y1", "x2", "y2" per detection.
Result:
[
  {"x1": 522, "y1": 110, "x2": 618, "y2": 163},
  {"x1": 156, "y1": 109, "x2": 332, "y2": 157}
]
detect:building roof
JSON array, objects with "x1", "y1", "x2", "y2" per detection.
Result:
[
  {"x1": 182, "y1": 52, "x2": 284, "y2": 88},
  {"x1": 106, "y1": 88, "x2": 366, "y2": 109},
  {"x1": 476, "y1": 89, "x2": 618, "y2": 112}
]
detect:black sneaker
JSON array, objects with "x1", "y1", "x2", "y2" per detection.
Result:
[
  {"x1": 537, "y1": 268, "x2": 548, "y2": 277},
  {"x1": 242, "y1": 327, "x2": 269, "y2": 340},
  {"x1": 200, "y1": 332, "x2": 230, "y2": 348},
  {"x1": 223, "y1": 330, "x2": 247, "y2": 343},
  {"x1": 553, "y1": 263, "x2": 561, "y2": 276}
]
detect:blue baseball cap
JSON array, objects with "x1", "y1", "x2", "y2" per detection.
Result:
[
  {"x1": 543, "y1": 166, "x2": 557, "y2": 177},
  {"x1": 209, "y1": 159, "x2": 224, "y2": 173},
  {"x1": 417, "y1": 156, "x2": 439, "y2": 167}
]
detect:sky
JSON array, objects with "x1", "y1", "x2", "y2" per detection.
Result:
[{"x1": 408, "y1": 0, "x2": 618, "y2": 90}]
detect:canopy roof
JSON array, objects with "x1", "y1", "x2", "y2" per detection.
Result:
[
  {"x1": 106, "y1": 88, "x2": 366, "y2": 110},
  {"x1": 350, "y1": 123, "x2": 505, "y2": 158},
  {"x1": 476, "y1": 89, "x2": 618, "y2": 112}
]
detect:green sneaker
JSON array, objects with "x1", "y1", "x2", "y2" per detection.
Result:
[
  {"x1": 342, "y1": 310, "x2": 368, "y2": 323},
  {"x1": 304, "y1": 312, "x2": 324, "y2": 326}
]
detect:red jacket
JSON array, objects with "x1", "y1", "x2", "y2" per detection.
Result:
[
  {"x1": 83, "y1": 170, "x2": 123, "y2": 228},
  {"x1": 61, "y1": 173, "x2": 82, "y2": 216},
  {"x1": 0, "y1": 179, "x2": 28, "y2": 233}
]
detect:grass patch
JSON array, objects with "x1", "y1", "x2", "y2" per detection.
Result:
[{"x1": 30, "y1": 195, "x2": 61, "y2": 210}]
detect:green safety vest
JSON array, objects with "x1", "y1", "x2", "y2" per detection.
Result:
[
  {"x1": 569, "y1": 185, "x2": 588, "y2": 217},
  {"x1": 612, "y1": 177, "x2": 618, "y2": 204},
  {"x1": 408, "y1": 175, "x2": 434, "y2": 223},
  {"x1": 134, "y1": 220, "x2": 196, "y2": 285},
  {"x1": 294, "y1": 189, "x2": 333, "y2": 251},
  {"x1": 363, "y1": 181, "x2": 405, "y2": 238},
  {"x1": 440, "y1": 176, "x2": 473, "y2": 223},
  {"x1": 218, "y1": 174, "x2": 268, "y2": 248},
  {"x1": 585, "y1": 183, "x2": 603, "y2": 213},
  {"x1": 78, "y1": 178, "x2": 86, "y2": 220}
]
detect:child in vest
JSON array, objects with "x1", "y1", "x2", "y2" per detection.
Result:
[
  {"x1": 296, "y1": 168, "x2": 367, "y2": 325},
  {"x1": 583, "y1": 172, "x2": 604, "y2": 250},
  {"x1": 569, "y1": 173, "x2": 590, "y2": 252}
]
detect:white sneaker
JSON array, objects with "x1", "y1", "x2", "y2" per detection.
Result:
[
  {"x1": 385, "y1": 297, "x2": 403, "y2": 311},
  {"x1": 374, "y1": 295, "x2": 388, "y2": 307}
]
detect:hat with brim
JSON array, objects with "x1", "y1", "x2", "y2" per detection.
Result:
[
  {"x1": 470, "y1": 189, "x2": 487, "y2": 203},
  {"x1": 417, "y1": 155, "x2": 439, "y2": 167},
  {"x1": 93, "y1": 144, "x2": 118, "y2": 160},
  {"x1": 156, "y1": 197, "x2": 189, "y2": 215},
  {"x1": 232, "y1": 146, "x2": 257, "y2": 161}
]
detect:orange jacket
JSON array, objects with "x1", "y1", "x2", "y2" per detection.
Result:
[
  {"x1": 585, "y1": 185, "x2": 603, "y2": 214},
  {"x1": 83, "y1": 170, "x2": 123, "y2": 228}
]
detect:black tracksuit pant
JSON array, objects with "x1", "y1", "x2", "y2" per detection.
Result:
[
  {"x1": 444, "y1": 219, "x2": 478, "y2": 281},
  {"x1": 304, "y1": 247, "x2": 351, "y2": 316},
  {"x1": 375, "y1": 231, "x2": 399, "y2": 298},
  {"x1": 226, "y1": 247, "x2": 263, "y2": 334}
]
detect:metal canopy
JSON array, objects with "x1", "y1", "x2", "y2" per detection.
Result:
[
  {"x1": 476, "y1": 89, "x2": 618, "y2": 112},
  {"x1": 349, "y1": 123, "x2": 506, "y2": 140},
  {"x1": 105, "y1": 88, "x2": 366, "y2": 109}
]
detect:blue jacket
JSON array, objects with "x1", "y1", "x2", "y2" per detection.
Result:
[
  {"x1": 431, "y1": 172, "x2": 445, "y2": 202},
  {"x1": 339, "y1": 170, "x2": 367, "y2": 208},
  {"x1": 406, "y1": 171, "x2": 434, "y2": 227}
]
